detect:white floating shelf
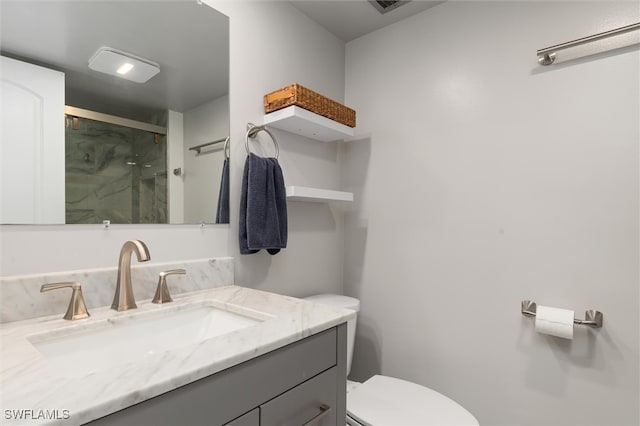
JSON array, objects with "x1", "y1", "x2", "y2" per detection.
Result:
[
  {"x1": 286, "y1": 186, "x2": 353, "y2": 203},
  {"x1": 263, "y1": 106, "x2": 355, "y2": 142}
]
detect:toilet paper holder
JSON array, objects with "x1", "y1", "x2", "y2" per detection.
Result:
[{"x1": 521, "y1": 300, "x2": 603, "y2": 328}]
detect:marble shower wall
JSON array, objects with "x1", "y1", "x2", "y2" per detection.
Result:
[
  {"x1": 65, "y1": 117, "x2": 168, "y2": 224},
  {"x1": 0, "y1": 257, "x2": 234, "y2": 323}
]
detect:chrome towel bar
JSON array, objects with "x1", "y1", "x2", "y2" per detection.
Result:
[
  {"x1": 537, "y1": 22, "x2": 640, "y2": 65},
  {"x1": 189, "y1": 136, "x2": 230, "y2": 155}
]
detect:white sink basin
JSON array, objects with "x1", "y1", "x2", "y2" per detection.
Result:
[{"x1": 28, "y1": 303, "x2": 266, "y2": 369}]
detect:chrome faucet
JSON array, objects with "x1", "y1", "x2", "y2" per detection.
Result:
[{"x1": 111, "y1": 240, "x2": 150, "y2": 311}]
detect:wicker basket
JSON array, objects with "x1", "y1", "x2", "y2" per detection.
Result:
[{"x1": 264, "y1": 83, "x2": 356, "y2": 128}]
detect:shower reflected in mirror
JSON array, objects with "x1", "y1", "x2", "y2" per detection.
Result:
[
  {"x1": 0, "y1": 1, "x2": 229, "y2": 225},
  {"x1": 65, "y1": 114, "x2": 168, "y2": 224}
]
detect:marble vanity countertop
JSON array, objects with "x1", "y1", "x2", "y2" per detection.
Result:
[{"x1": 0, "y1": 286, "x2": 355, "y2": 425}]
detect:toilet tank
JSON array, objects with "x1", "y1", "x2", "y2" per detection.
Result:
[{"x1": 303, "y1": 294, "x2": 359, "y2": 375}]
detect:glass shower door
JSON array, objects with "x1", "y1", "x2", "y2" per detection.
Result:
[{"x1": 65, "y1": 116, "x2": 167, "y2": 224}]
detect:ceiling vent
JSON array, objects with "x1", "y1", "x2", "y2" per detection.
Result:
[{"x1": 368, "y1": 0, "x2": 410, "y2": 14}]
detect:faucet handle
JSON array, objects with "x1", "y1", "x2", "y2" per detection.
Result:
[
  {"x1": 41, "y1": 281, "x2": 90, "y2": 320},
  {"x1": 152, "y1": 269, "x2": 186, "y2": 304}
]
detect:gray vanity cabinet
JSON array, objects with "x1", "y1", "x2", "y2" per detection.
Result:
[
  {"x1": 89, "y1": 324, "x2": 347, "y2": 426},
  {"x1": 259, "y1": 366, "x2": 337, "y2": 425},
  {"x1": 225, "y1": 409, "x2": 259, "y2": 426}
]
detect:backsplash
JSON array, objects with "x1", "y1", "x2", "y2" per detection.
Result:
[{"x1": 0, "y1": 257, "x2": 233, "y2": 323}]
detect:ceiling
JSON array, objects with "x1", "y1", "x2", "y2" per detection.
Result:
[
  {"x1": 289, "y1": 0, "x2": 444, "y2": 42},
  {"x1": 0, "y1": 1, "x2": 440, "y2": 122},
  {"x1": 0, "y1": 0, "x2": 229, "y2": 122}
]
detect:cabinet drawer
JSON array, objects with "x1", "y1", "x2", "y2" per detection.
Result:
[
  {"x1": 260, "y1": 367, "x2": 338, "y2": 426},
  {"x1": 224, "y1": 408, "x2": 259, "y2": 426}
]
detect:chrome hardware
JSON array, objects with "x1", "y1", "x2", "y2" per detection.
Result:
[
  {"x1": 152, "y1": 269, "x2": 186, "y2": 304},
  {"x1": 521, "y1": 300, "x2": 603, "y2": 328},
  {"x1": 520, "y1": 300, "x2": 537, "y2": 318},
  {"x1": 111, "y1": 240, "x2": 150, "y2": 311},
  {"x1": 537, "y1": 22, "x2": 640, "y2": 66},
  {"x1": 188, "y1": 136, "x2": 229, "y2": 155},
  {"x1": 41, "y1": 281, "x2": 90, "y2": 320},
  {"x1": 302, "y1": 404, "x2": 331, "y2": 426},
  {"x1": 537, "y1": 52, "x2": 555, "y2": 65},
  {"x1": 64, "y1": 106, "x2": 166, "y2": 135},
  {"x1": 223, "y1": 136, "x2": 230, "y2": 159},
  {"x1": 245, "y1": 123, "x2": 279, "y2": 159}
]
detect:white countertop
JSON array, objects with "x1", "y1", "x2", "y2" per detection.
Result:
[{"x1": 0, "y1": 286, "x2": 354, "y2": 425}]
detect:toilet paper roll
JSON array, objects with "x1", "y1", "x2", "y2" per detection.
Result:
[{"x1": 534, "y1": 305, "x2": 574, "y2": 339}]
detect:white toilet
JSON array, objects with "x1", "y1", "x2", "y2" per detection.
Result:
[{"x1": 304, "y1": 294, "x2": 479, "y2": 426}]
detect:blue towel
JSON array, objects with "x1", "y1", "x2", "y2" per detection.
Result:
[
  {"x1": 215, "y1": 158, "x2": 229, "y2": 223},
  {"x1": 239, "y1": 153, "x2": 287, "y2": 255}
]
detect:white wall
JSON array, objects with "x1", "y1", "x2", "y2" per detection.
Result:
[
  {"x1": 0, "y1": 0, "x2": 346, "y2": 304},
  {"x1": 183, "y1": 95, "x2": 229, "y2": 223},
  {"x1": 343, "y1": 2, "x2": 639, "y2": 425}
]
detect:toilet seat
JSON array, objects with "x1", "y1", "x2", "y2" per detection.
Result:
[{"x1": 346, "y1": 375, "x2": 478, "y2": 426}]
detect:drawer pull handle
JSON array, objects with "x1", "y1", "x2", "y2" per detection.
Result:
[{"x1": 302, "y1": 404, "x2": 331, "y2": 426}]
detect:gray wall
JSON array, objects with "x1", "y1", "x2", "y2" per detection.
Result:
[{"x1": 343, "y1": 1, "x2": 639, "y2": 425}]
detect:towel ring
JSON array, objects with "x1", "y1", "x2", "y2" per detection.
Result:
[
  {"x1": 223, "y1": 136, "x2": 230, "y2": 160},
  {"x1": 245, "y1": 123, "x2": 279, "y2": 159}
]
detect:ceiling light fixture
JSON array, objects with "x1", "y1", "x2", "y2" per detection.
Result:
[
  {"x1": 116, "y1": 62, "x2": 134, "y2": 75},
  {"x1": 88, "y1": 47, "x2": 159, "y2": 83}
]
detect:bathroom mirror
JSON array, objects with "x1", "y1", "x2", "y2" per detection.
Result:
[{"x1": 0, "y1": 0, "x2": 230, "y2": 225}]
